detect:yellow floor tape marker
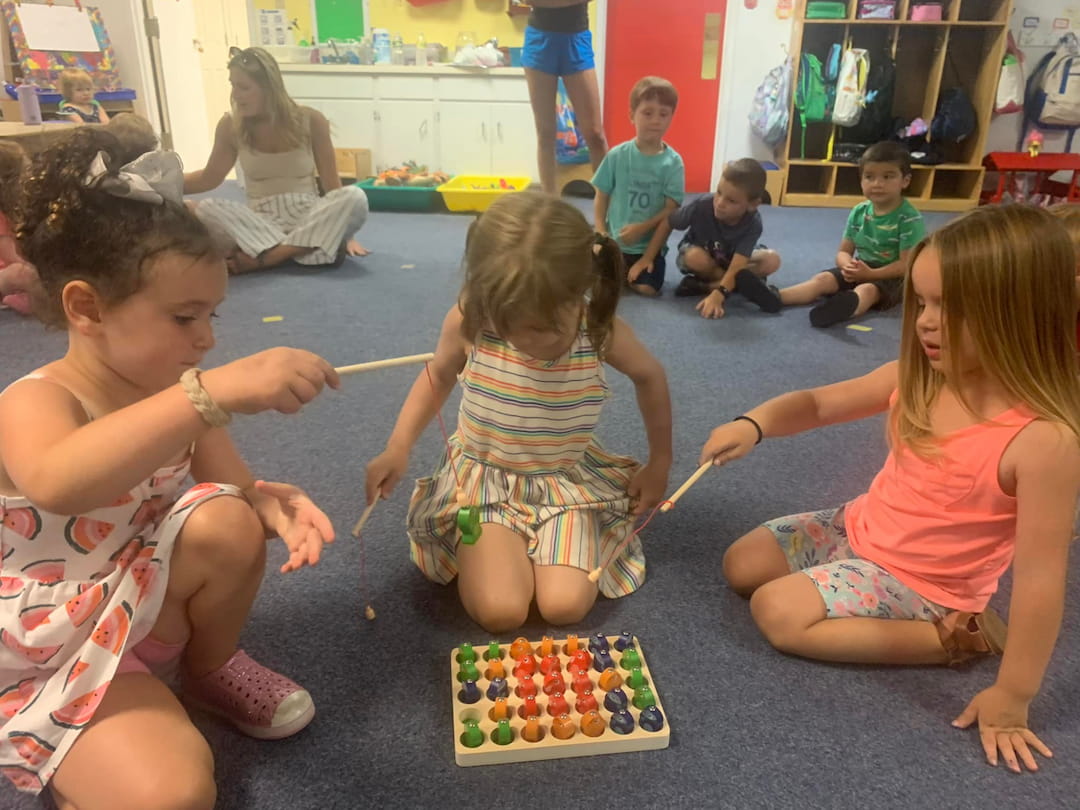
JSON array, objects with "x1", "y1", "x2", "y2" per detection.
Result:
[
  {"x1": 846, "y1": 324, "x2": 872, "y2": 332},
  {"x1": 262, "y1": 316, "x2": 284, "y2": 323}
]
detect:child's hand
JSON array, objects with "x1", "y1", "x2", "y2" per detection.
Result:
[
  {"x1": 699, "y1": 419, "x2": 760, "y2": 467},
  {"x1": 203, "y1": 348, "x2": 340, "y2": 415},
  {"x1": 365, "y1": 446, "x2": 409, "y2": 505},
  {"x1": 253, "y1": 480, "x2": 335, "y2": 573},
  {"x1": 696, "y1": 290, "x2": 726, "y2": 319},
  {"x1": 627, "y1": 460, "x2": 670, "y2": 516},
  {"x1": 841, "y1": 260, "x2": 873, "y2": 283},
  {"x1": 952, "y1": 685, "x2": 1052, "y2": 774},
  {"x1": 627, "y1": 258, "x2": 653, "y2": 283},
  {"x1": 619, "y1": 222, "x2": 651, "y2": 245}
]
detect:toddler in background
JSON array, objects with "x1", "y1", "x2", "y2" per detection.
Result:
[
  {"x1": 778, "y1": 141, "x2": 925, "y2": 327},
  {"x1": 0, "y1": 141, "x2": 33, "y2": 314},
  {"x1": 593, "y1": 76, "x2": 684, "y2": 296},
  {"x1": 669, "y1": 158, "x2": 782, "y2": 319},
  {"x1": 58, "y1": 68, "x2": 109, "y2": 124}
]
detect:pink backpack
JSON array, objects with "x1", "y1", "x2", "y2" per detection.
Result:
[{"x1": 910, "y1": 2, "x2": 943, "y2": 20}]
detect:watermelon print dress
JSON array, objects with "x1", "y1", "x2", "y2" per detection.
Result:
[
  {"x1": 0, "y1": 389, "x2": 240, "y2": 794},
  {"x1": 407, "y1": 328, "x2": 646, "y2": 598}
]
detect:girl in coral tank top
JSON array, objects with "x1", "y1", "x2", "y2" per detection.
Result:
[{"x1": 699, "y1": 205, "x2": 1080, "y2": 774}]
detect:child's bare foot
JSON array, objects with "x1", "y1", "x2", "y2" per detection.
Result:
[{"x1": 630, "y1": 283, "x2": 659, "y2": 297}]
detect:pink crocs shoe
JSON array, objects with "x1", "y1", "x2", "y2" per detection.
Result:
[{"x1": 182, "y1": 650, "x2": 315, "y2": 740}]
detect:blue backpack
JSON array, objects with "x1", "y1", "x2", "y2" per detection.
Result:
[{"x1": 749, "y1": 57, "x2": 793, "y2": 147}]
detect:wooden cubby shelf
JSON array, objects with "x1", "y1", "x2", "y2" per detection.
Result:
[{"x1": 780, "y1": 0, "x2": 1012, "y2": 212}]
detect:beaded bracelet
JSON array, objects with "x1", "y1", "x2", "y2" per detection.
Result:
[{"x1": 180, "y1": 368, "x2": 232, "y2": 429}]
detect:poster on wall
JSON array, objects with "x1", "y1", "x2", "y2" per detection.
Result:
[{"x1": 258, "y1": 9, "x2": 292, "y2": 47}]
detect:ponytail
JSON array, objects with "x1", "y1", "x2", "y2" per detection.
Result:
[{"x1": 586, "y1": 232, "x2": 624, "y2": 358}]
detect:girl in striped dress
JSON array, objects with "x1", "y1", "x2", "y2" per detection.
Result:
[
  {"x1": 366, "y1": 192, "x2": 672, "y2": 632},
  {"x1": 184, "y1": 47, "x2": 368, "y2": 273}
]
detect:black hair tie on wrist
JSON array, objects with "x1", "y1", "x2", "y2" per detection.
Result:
[{"x1": 733, "y1": 415, "x2": 763, "y2": 444}]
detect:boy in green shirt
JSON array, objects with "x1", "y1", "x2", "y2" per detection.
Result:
[
  {"x1": 593, "y1": 76, "x2": 685, "y2": 296},
  {"x1": 778, "y1": 141, "x2": 926, "y2": 327}
]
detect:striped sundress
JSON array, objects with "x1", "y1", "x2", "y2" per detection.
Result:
[{"x1": 407, "y1": 327, "x2": 645, "y2": 598}]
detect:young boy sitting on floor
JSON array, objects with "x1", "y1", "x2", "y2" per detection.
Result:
[
  {"x1": 778, "y1": 141, "x2": 925, "y2": 328},
  {"x1": 593, "y1": 76, "x2": 685, "y2": 296},
  {"x1": 669, "y1": 159, "x2": 782, "y2": 319}
]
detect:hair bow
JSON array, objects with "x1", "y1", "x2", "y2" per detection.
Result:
[{"x1": 84, "y1": 150, "x2": 184, "y2": 206}]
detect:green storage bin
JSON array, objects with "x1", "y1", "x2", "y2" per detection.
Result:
[
  {"x1": 806, "y1": 1, "x2": 848, "y2": 18},
  {"x1": 355, "y1": 178, "x2": 445, "y2": 212}
]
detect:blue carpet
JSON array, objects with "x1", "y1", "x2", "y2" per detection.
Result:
[{"x1": 3, "y1": 194, "x2": 1077, "y2": 810}]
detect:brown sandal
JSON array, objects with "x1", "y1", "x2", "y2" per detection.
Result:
[{"x1": 936, "y1": 609, "x2": 1008, "y2": 666}]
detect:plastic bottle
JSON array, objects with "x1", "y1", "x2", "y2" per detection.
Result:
[
  {"x1": 390, "y1": 32, "x2": 405, "y2": 66},
  {"x1": 372, "y1": 28, "x2": 391, "y2": 64},
  {"x1": 16, "y1": 83, "x2": 41, "y2": 125},
  {"x1": 415, "y1": 32, "x2": 428, "y2": 67}
]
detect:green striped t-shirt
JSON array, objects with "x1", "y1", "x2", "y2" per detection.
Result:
[{"x1": 844, "y1": 198, "x2": 925, "y2": 268}]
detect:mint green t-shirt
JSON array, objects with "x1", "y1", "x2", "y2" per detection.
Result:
[
  {"x1": 843, "y1": 198, "x2": 925, "y2": 268},
  {"x1": 592, "y1": 140, "x2": 685, "y2": 255}
]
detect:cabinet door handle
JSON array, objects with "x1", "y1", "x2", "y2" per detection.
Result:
[
  {"x1": 482, "y1": 122, "x2": 487, "y2": 141},
  {"x1": 497, "y1": 122, "x2": 503, "y2": 141},
  {"x1": 420, "y1": 119, "x2": 428, "y2": 137}
]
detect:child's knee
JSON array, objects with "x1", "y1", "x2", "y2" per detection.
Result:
[
  {"x1": 749, "y1": 582, "x2": 803, "y2": 653},
  {"x1": 754, "y1": 249, "x2": 782, "y2": 276},
  {"x1": 682, "y1": 246, "x2": 717, "y2": 275},
  {"x1": 179, "y1": 494, "x2": 265, "y2": 568},
  {"x1": 534, "y1": 573, "x2": 597, "y2": 626},
  {"x1": 112, "y1": 759, "x2": 216, "y2": 810},
  {"x1": 466, "y1": 589, "x2": 531, "y2": 634}
]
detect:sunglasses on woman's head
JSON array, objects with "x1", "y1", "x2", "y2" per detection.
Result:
[{"x1": 228, "y1": 47, "x2": 262, "y2": 69}]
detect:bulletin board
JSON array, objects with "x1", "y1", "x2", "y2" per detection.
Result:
[
  {"x1": 1, "y1": 1, "x2": 122, "y2": 91},
  {"x1": 315, "y1": 0, "x2": 365, "y2": 41}
]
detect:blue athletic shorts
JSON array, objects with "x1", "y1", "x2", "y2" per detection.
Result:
[{"x1": 522, "y1": 26, "x2": 595, "y2": 76}]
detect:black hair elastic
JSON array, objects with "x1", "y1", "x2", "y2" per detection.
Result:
[{"x1": 733, "y1": 415, "x2": 763, "y2": 444}]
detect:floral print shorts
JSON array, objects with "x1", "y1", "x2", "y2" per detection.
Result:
[{"x1": 762, "y1": 505, "x2": 950, "y2": 621}]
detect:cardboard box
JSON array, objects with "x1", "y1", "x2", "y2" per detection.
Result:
[{"x1": 335, "y1": 147, "x2": 373, "y2": 181}]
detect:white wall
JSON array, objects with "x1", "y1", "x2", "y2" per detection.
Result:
[
  {"x1": 711, "y1": 2, "x2": 792, "y2": 188},
  {"x1": 986, "y1": 1, "x2": 1080, "y2": 154}
]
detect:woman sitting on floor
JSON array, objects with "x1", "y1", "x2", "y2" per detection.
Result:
[{"x1": 184, "y1": 46, "x2": 368, "y2": 273}]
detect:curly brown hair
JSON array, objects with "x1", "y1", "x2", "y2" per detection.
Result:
[
  {"x1": 0, "y1": 141, "x2": 27, "y2": 220},
  {"x1": 17, "y1": 128, "x2": 221, "y2": 328},
  {"x1": 459, "y1": 192, "x2": 623, "y2": 358}
]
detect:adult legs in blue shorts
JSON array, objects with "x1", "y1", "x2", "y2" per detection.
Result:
[{"x1": 522, "y1": 25, "x2": 607, "y2": 194}]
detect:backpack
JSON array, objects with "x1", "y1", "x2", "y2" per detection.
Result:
[
  {"x1": 1028, "y1": 34, "x2": 1080, "y2": 128},
  {"x1": 749, "y1": 57, "x2": 793, "y2": 147},
  {"x1": 832, "y1": 48, "x2": 870, "y2": 127},
  {"x1": 840, "y1": 47, "x2": 895, "y2": 143},
  {"x1": 794, "y1": 53, "x2": 831, "y2": 157},
  {"x1": 1021, "y1": 34, "x2": 1080, "y2": 150},
  {"x1": 930, "y1": 87, "x2": 976, "y2": 143}
]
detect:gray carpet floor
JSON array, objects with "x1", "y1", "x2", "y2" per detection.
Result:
[{"x1": 3, "y1": 194, "x2": 1077, "y2": 810}]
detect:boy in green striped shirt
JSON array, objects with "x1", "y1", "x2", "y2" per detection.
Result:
[{"x1": 778, "y1": 141, "x2": 926, "y2": 327}]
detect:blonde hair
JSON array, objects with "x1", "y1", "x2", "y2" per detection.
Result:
[
  {"x1": 459, "y1": 192, "x2": 624, "y2": 358},
  {"x1": 1049, "y1": 203, "x2": 1080, "y2": 252},
  {"x1": 104, "y1": 113, "x2": 158, "y2": 164},
  {"x1": 227, "y1": 47, "x2": 307, "y2": 149},
  {"x1": 58, "y1": 68, "x2": 93, "y2": 100},
  {"x1": 895, "y1": 205, "x2": 1080, "y2": 453}
]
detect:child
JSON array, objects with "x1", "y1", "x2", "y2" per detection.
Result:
[
  {"x1": 0, "y1": 141, "x2": 34, "y2": 315},
  {"x1": 699, "y1": 205, "x2": 1080, "y2": 773},
  {"x1": 593, "y1": 76, "x2": 684, "y2": 296},
  {"x1": 779, "y1": 141, "x2": 925, "y2": 327},
  {"x1": 58, "y1": 68, "x2": 109, "y2": 124},
  {"x1": 669, "y1": 158, "x2": 782, "y2": 319},
  {"x1": 365, "y1": 192, "x2": 672, "y2": 633},
  {"x1": 0, "y1": 128, "x2": 340, "y2": 805},
  {"x1": 105, "y1": 111, "x2": 159, "y2": 163}
]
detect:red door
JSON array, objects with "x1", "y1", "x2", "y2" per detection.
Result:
[{"x1": 604, "y1": 0, "x2": 727, "y2": 192}]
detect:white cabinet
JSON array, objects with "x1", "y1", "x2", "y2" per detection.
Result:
[
  {"x1": 280, "y1": 66, "x2": 539, "y2": 182},
  {"x1": 490, "y1": 102, "x2": 537, "y2": 178},
  {"x1": 376, "y1": 100, "x2": 437, "y2": 170},
  {"x1": 437, "y1": 101, "x2": 494, "y2": 176}
]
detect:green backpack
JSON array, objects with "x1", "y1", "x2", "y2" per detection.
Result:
[{"x1": 795, "y1": 53, "x2": 831, "y2": 157}]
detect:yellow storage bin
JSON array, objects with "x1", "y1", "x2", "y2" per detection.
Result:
[{"x1": 437, "y1": 175, "x2": 532, "y2": 213}]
